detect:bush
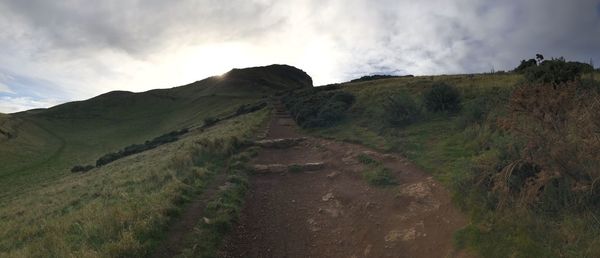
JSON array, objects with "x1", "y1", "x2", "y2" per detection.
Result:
[
  {"x1": 523, "y1": 57, "x2": 592, "y2": 84},
  {"x1": 283, "y1": 90, "x2": 355, "y2": 128},
  {"x1": 514, "y1": 59, "x2": 537, "y2": 73},
  {"x1": 94, "y1": 128, "x2": 189, "y2": 167},
  {"x1": 70, "y1": 165, "x2": 94, "y2": 173},
  {"x1": 382, "y1": 93, "x2": 419, "y2": 127},
  {"x1": 363, "y1": 166, "x2": 397, "y2": 186},
  {"x1": 424, "y1": 83, "x2": 461, "y2": 113}
]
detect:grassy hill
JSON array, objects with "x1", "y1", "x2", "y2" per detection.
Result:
[
  {"x1": 2, "y1": 59, "x2": 599, "y2": 257},
  {"x1": 0, "y1": 64, "x2": 311, "y2": 200},
  {"x1": 287, "y1": 71, "x2": 600, "y2": 257},
  {"x1": 0, "y1": 64, "x2": 311, "y2": 257}
]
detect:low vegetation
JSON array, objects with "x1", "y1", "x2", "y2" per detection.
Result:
[
  {"x1": 357, "y1": 153, "x2": 396, "y2": 186},
  {"x1": 0, "y1": 108, "x2": 269, "y2": 257},
  {"x1": 423, "y1": 82, "x2": 461, "y2": 113},
  {"x1": 92, "y1": 128, "x2": 189, "y2": 168},
  {"x1": 305, "y1": 56, "x2": 600, "y2": 257},
  {"x1": 382, "y1": 92, "x2": 420, "y2": 127},
  {"x1": 282, "y1": 89, "x2": 355, "y2": 128},
  {"x1": 350, "y1": 74, "x2": 413, "y2": 83}
]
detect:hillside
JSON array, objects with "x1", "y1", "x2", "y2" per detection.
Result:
[
  {"x1": 285, "y1": 70, "x2": 600, "y2": 257},
  {"x1": 2, "y1": 61, "x2": 599, "y2": 257},
  {"x1": 0, "y1": 64, "x2": 312, "y2": 200}
]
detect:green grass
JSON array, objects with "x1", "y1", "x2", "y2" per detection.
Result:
[
  {"x1": 0, "y1": 108, "x2": 270, "y2": 257},
  {"x1": 305, "y1": 73, "x2": 600, "y2": 257},
  {"x1": 363, "y1": 166, "x2": 397, "y2": 186},
  {"x1": 356, "y1": 153, "x2": 381, "y2": 166},
  {"x1": 0, "y1": 66, "x2": 301, "y2": 256}
]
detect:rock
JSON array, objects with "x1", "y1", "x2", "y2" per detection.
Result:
[
  {"x1": 253, "y1": 137, "x2": 306, "y2": 148},
  {"x1": 252, "y1": 164, "x2": 287, "y2": 174},
  {"x1": 322, "y1": 208, "x2": 341, "y2": 218},
  {"x1": 218, "y1": 182, "x2": 232, "y2": 191},
  {"x1": 288, "y1": 162, "x2": 325, "y2": 172},
  {"x1": 385, "y1": 228, "x2": 416, "y2": 242},
  {"x1": 326, "y1": 171, "x2": 340, "y2": 179},
  {"x1": 382, "y1": 154, "x2": 396, "y2": 160},
  {"x1": 322, "y1": 192, "x2": 334, "y2": 201},
  {"x1": 362, "y1": 150, "x2": 378, "y2": 156},
  {"x1": 364, "y1": 244, "x2": 372, "y2": 256}
]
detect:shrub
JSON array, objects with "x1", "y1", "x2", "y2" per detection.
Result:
[
  {"x1": 523, "y1": 57, "x2": 592, "y2": 84},
  {"x1": 356, "y1": 153, "x2": 381, "y2": 166},
  {"x1": 94, "y1": 128, "x2": 189, "y2": 167},
  {"x1": 424, "y1": 83, "x2": 461, "y2": 113},
  {"x1": 70, "y1": 165, "x2": 94, "y2": 173},
  {"x1": 363, "y1": 166, "x2": 397, "y2": 186},
  {"x1": 283, "y1": 90, "x2": 355, "y2": 128},
  {"x1": 382, "y1": 93, "x2": 419, "y2": 127},
  {"x1": 514, "y1": 59, "x2": 537, "y2": 73},
  {"x1": 495, "y1": 81, "x2": 600, "y2": 210}
]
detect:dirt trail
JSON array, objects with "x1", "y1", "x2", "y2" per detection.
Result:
[
  {"x1": 220, "y1": 103, "x2": 470, "y2": 258},
  {"x1": 150, "y1": 174, "x2": 228, "y2": 258}
]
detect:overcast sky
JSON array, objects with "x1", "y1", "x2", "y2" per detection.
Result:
[{"x1": 0, "y1": 0, "x2": 599, "y2": 113}]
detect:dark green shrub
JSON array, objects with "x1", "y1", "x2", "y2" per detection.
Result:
[
  {"x1": 382, "y1": 93, "x2": 419, "y2": 127},
  {"x1": 424, "y1": 83, "x2": 461, "y2": 113},
  {"x1": 283, "y1": 90, "x2": 355, "y2": 128},
  {"x1": 94, "y1": 128, "x2": 189, "y2": 167},
  {"x1": 514, "y1": 59, "x2": 537, "y2": 73},
  {"x1": 71, "y1": 165, "x2": 94, "y2": 173},
  {"x1": 363, "y1": 166, "x2": 397, "y2": 186},
  {"x1": 523, "y1": 57, "x2": 592, "y2": 84},
  {"x1": 356, "y1": 153, "x2": 381, "y2": 165}
]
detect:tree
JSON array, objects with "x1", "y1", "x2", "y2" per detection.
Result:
[{"x1": 536, "y1": 53, "x2": 544, "y2": 64}]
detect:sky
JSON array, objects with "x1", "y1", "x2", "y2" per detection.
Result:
[{"x1": 0, "y1": 0, "x2": 599, "y2": 113}]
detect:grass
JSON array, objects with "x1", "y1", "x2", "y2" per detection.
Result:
[
  {"x1": 305, "y1": 73, "x2": 600, "y2": 257},
  {"x1": 356, "y1": 153, "x2": 396, "y2": 186},
  {"x1": 0, "y1": 103, "x2": 270, "y2": 257},
  {"x1": 0, "y1": 65, "x2": 288, "y2": 256},
  {"x1": 363, "y1": 166, "x2": 397, "y2": 186},
  {"x1": 356, "y1": 153, "x2": 381, "y2": 166}
]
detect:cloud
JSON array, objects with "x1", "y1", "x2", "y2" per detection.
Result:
[
  {"x1": 0, "y1": 83, "x2": 12, "y2": 94},
  {"x1": 0, "y1": 0, "x2": 598, "y2": 112},
  {"x1": 0, "y1": 96, "x2": 62, "y2": 113}
]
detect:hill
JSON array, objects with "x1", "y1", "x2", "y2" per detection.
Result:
[
  {"x1": 285, "y1": 70, "x2": 600, "y2": 257},
  {"x1": 0, "y1": 64, "x2": 312, "y2": 200}
]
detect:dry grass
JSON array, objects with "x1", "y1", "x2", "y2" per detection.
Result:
[{"x1": 0, "y1": 109, "x2": 269, "y2": 257}]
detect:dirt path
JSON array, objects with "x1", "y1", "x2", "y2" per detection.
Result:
[
  {"x1": 219, "y1": 104, "x2": 470, "y2": 258},
  {"x1": 150, "y1": 173, "x2": 228, "y2": 258}
]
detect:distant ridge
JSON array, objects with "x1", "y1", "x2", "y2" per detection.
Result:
[{"x1": 28, "y1": 64, "x2": 312, "y2": 117}]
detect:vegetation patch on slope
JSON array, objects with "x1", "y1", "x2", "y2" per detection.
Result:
[
  {"x1": 302, "y1": 57, "x2": 600, "y2": 257},
  {"x1": 0, "y1": 106, "x2": 269, "y2": 257}
]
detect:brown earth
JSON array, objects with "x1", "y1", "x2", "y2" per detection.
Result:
[{"x1": 219, "y1": 104, "x2": 471, "y2": 258}]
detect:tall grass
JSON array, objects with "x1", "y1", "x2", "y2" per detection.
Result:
[
  {"x1": 0, "y1": 109, "x2": 269, "y2": 257},
  {"x1": 306, "y1": 73, "x2": 600, "y2": 256}
]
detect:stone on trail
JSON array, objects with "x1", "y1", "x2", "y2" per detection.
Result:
[
  {"x1": 252, "y1": 137, "x2": 306, "y2": 148},
  {"x1": 251, "y1": 162, "x2": 325, "y2": 174}
]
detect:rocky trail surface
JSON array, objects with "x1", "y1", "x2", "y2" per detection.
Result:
[{"x1": 219, "y1": 103, "x2": 470, "y2": 258}]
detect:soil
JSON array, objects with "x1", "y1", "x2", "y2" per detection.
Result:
[{"x1": 219, "y1": 104, "x2": 471, "y2": 258}]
